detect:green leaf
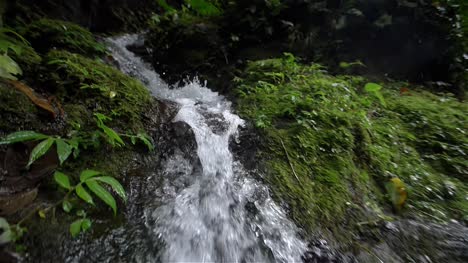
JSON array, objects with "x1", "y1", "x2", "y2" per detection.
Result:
[
  {"x1": 0, "y1": 217, "x2": 12, "y2": 245},
  {"x1": 27, "y1": 137, "x2": 54, "y2": 168},
  {"x1": 55, "y1": 139, "x2": 73, "y2": 165},
  {"x1": 0, "y1": 28, "x2": 30, "y2": 45},
  {"x1": 38, "y1": 210, "x2": 46, "y2": 219},
  {"x1": 81, "y1": 219, "x2": 92, "y2": 232},
  {"x1": 364, "y1": 83, "x2": 382, "y2": 92},
  {"x1": 339, "y1": 62, "x2": 350, "y2": 68},
  {"x1": 0, "y1": 54, "x2": 22, "y2": 80},
  {"x1": 80, "y1": 169, "x2": 101, "y2": 182},
  {"x1": 137, "y1": 133, "x2": 155, "y2": 151},
  {"x1": 85, "y1": 180, "x2": 117, "y2": 215},
  {"x1": 67, "y1": 138, "x2": 80, "y2": 158},
  {"x1": 62, "y1": 200, "x2": 73, "y2": 213},
  {"x1": 54, "y1": 171, "x2": 71, "y2": 190},
  {"x1": 76, "y1": 210, "x2": 86, "y2": 217},
  {"x1": 70, "y1": 219, "x2": 83, "y2": 237},
  {"x1": 75, "y1": 184, "x2": 94, "y2": 205},
  {"x1": 374, "y1": 91, "x2": 387, "y2": 107},
  {"x1": 93, "y1": 176, "x2": 126, "y2": 201},
  {"x1": 102, "y1": 126, "x2": 125, "y2": 147},
  {"x1": 94, "y1": 113, "x2": 112, "y2": 124},
  {"x1": 10, "y1": 225, "x2": 26, "y2": 242},
  {"x1": 0, "y1": 131, "x2": 48, "y2": 145}
]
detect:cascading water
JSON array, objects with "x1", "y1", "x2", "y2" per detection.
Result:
[{"x1": 106, "y1": 34, "x2": 307, "y2": 262}]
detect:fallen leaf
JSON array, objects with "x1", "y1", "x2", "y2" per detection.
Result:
[
  {"x1": 386, "y1": 177, "x2": 407, "y2": 212},
  {"x1": 400, "y1": 87, "x2": 410, "y2": 95},
  {"x1": 6, "y1": 80, "x2": 59, "y2": 118}
]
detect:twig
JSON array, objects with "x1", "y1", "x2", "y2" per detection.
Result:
[{"x1": 280, "y1": 138, "x2": 301, "y2": 184}]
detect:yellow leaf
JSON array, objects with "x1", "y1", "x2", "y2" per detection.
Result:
[
  {"x1": 386, "y1": 177, "x2": 407, "y2": 212},
  {"x1": 38, "y1": 210, "x2": 46, "y2": 219}
]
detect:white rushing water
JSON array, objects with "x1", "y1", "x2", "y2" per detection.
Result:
[{"x1": 106, "y1": 34, "x2": 307, "y2": 263}]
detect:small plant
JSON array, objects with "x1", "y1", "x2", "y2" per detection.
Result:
[
  {"x1": 69, "y1": 211, "x2": 92, "y2": 238},
  {"x1": 156, "y1": 0, "x2": 177, "y2": 13},
  {"x1": 185, "y1": 0, "x2": 222, "y2": 17},
  {"x1": 94, "y1": 113, "x2": 155, "y2": 151},
  {"x1": 0, "y1": 217, "x2": 12, "y2": 245},
  {"x1": 0, "y1": 28, "x2": 28, "y2": 80},
  {"x1": 94, "y1": 113, "x2": 125, "y2": 147},
  {"x1": 364, "y1": 82, "x2": 386, "y2": 107},
  {"x1": 0, "y1": 131, "x2": 79, "y2": 168},
  {"x1": 53, "y1": 169, "x2": 126, "y2": 236},
  {"x1": 1, "y1": 169, "x2": 126, "y2": 239}
]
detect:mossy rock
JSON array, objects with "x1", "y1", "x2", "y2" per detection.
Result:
[
  {"x1": 0, "y1": 81, "x2": 39, "y2": 132},
  {"x1": 42, "y1": 50, "x2": 152, "y2": 132},
  {"x1": 20, "y1": 19, "x2": 106, "y2": 56},
  {"x1": 236, "y1": 54, "x2": 468, "y2": 242}
]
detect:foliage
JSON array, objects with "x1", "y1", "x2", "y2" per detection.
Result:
[
  {"x1": 185, "y1": 0, "x2": 222, "y2": 17},
  {"x1": 236, "y1": 54, "x2": 468, "y2": 239},
  {"x1": 93, "y1": 113, "x2": 155, "y2": 151},
  {"x1": 222, "y1": 0, "x2": 285, "y2": 39},
  {"x1": 0, "y1": 217, "x2": 12, "y2": 245},
  {"x1": 156, "y1": 0, "x2": 177, "y2": 13},
  {"x1": 19, "y1": 19, "x2": 106, "y2": 56},
  {"x1": 0, "y1": 130, "x2": 127, "y2": 238},
  {"x1": 0, "y1": 18, "x2": 158, "y2": 248},
  {"x1": 0, "y1": 28, "x2": 29, "y2": 80},
  {"x1": 54, "y1": 169, "x2": 126, "y2": 216},
  {"x1": 364, "y1": 82, "x2": 386, "y2": 106},
  {"x1": 94, "y1": 113, "x2": 125, "y2": 147},
  {"x1": 155, "y1": 0, "x2": 222, "y2": 17},
  {"x1": 7, "y1": 169, "x2": 126, "y2": 239},
  {"x1": 69, "y1": 217, "x2": 92, "y2": 238},
  {"x1": 0, "y1": 131, "x2": 79, "y2": 167}
]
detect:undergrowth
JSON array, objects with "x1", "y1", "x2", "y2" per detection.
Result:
[
  {"x1": 19, "y1": 19, "x2": 106, "y2": 56},
  {"x1": 236, "y1": 54, "x2": 468, "y2": 241},
  {"x1": 0, "y1": 18, "x2": 156, "y2": 247}
]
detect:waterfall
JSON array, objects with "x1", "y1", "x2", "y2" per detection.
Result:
[{"x1": 106, "y1": 34, "x2": 307, "y2": 263}]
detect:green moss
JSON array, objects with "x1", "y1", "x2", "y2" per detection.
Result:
[
  {"x1": 43, "y1": 50, "x2": 151, "y2": 132},
  {"x1": 20, "y1": 19, "x2": 106, "y2": 56},
  {"x1": 368, "y1": 88, "x2": 468, "y2": 221},
  {"x1": 0, "y1": 81, "x2": 40, "y2": 131},
  {"x1": 236, "y1": 54, "x2": 468, "y2": 241}
]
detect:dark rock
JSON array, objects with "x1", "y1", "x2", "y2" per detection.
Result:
[
  {"x1": 146, "y1": 16, "x2": 227, "y2": 88},
  {"x1": 378, "y1": 219, "x2": 468, "y2": 262},
  {"x1": 282, "y1": 0, "x2": 454, "y2": 84},
  {"x1": 229, "y1": 122, "x2": 261, "y2": 172},
  {"x1": 6, "y1": 0, "x2": 157, "y2": 32},
  {"x1": 0, "y1": 141, "x2": 58, "y2": 216}
]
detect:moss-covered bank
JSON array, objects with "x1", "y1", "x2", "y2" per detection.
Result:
[
  {"x1": 236, "y1": 54, "x2": 468, "y2": 246},
  {"x1": 0, "y1": 19, "x2": 162, "y2": 254}
]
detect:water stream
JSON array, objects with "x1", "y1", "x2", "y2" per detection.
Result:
[{"x1": 106, "y1": 34, "x2": 307, "y2": 262}]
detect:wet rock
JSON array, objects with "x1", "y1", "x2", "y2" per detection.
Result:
[
  {"x1": 379, "y1": 219, "x2": 468, "y2": 262},
  {"x1": 0, "y1": 188, "x2": 38, "y2": 216},
  {"x1": 167, "y1": 121, "x2": 199, "y2": 161},
  {"x1": 229, "y1": 122, "x2": 261, "y2": 171},
  {"x1": 302, "y1": 238, "x2": 352, "y2": 263}
]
